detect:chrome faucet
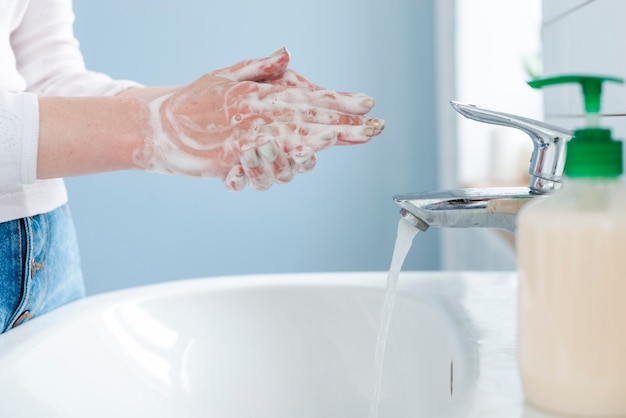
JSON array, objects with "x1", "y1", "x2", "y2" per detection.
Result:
[{"x1": 394, "y1": 101, "x2": 574, "y2": 232}]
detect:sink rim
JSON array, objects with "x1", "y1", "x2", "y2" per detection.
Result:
[
  {"x1": 0, "y1": 270, "x2": 494, "y2": 341},
  {"x1": 0, "y1": 271, "x2": 524, "y2": 418}
]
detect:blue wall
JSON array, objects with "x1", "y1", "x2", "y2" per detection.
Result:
[{"x1": 68, "y1": 0, "x2": 440, "y2": 294}]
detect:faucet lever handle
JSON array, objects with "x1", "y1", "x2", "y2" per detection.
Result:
[{"x1": 450, "y1": 100, "x2": 573, "y2": 194}]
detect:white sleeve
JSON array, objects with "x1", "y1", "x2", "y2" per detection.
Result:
[
  {"x1": 3, "y1": 0, "x2": 144, "y2": 185},
  {"x1": 10, "y1": 0, "x2": 142, "y2": 97},
  {"x1": 0, "y1": 91, "x2": 39, "y2": 185}
]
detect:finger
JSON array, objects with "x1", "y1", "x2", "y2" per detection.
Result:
[
  {"x1": 282, "y1": 130, "x2": 337, "y2": 152},
  {"x1": 306, "y1": 90, "x2": 375, "y2": 115},
  {"x1": 240, "y1": 144, "x2": 273, "y2": 191},
  {"x1": 255, "y1": 127, "x2": 303, "y2": 180},
  {"x1": 266, "y1": 120, "x2": 383, "y2": 150},
  {"x1": 300, "y1": 121, "x2": 383, "y2": 147},
  {"x1": 263, "y1": 88, "x2": 375, "y2": 115},
  {"x1": 234, "y1": 83, "x2": 376, "y2": 121},
  {"x1": 334, "y1": 118, "x2": 385, "y2": 145},
  {"x1": 289, "y1": 145, "x2": 317, "y2": 173},
  {"x1": 246, "y1": 95, "x2": 382, "y2": 129},
  {"x1": 257, "y1": 138, "x2": 296, "y2": 184},
  {"x1": 263, "y1": 69, "x2": 323, "y2": 89},
  {"x1": 217, "y1": 47, "x2": 291, "y2": 83},
  {"x1": 223, "y1": 165, "x2": 247, "y2": 192},
  {"x1": 257, "y1": 123, "x2": 334, "y2": 152},
  {"x1": 262, "y1": 71, "x2": 375, "y2": 114}
]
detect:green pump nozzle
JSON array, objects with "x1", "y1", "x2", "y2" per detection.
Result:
[
  {"x1": 528, "y1": 75, "x2": 622, "y2": 126},
  {"x1": 528, "y1": 74, "x2": 624, "y2": 178}
]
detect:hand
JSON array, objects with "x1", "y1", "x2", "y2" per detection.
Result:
[{"x1": 133, "y1": 47, "x2": 384, "y2": 191}]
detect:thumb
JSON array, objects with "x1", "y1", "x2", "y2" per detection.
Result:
[{"x1": 218, "y1": 47, "x2": 291, "y2": 82}]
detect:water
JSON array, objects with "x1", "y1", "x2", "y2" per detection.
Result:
[{"x1": 368, "y1": 218, "x2": 419, "y2": 418}]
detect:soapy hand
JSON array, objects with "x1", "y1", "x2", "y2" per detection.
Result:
[{"x1": 133, "y1": 47, "x2": 384, "y2": 191}]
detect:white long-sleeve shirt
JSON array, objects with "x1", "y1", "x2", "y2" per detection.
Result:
[{"x1": 0, "y1": 0, "x2": 141, "y2": 222}]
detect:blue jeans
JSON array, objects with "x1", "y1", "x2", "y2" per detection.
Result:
[{"x1": 0, "y1": 204, "x2": 85, "y2": 333}]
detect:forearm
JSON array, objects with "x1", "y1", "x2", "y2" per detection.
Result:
[
  {"x1": 116, "y1": 86, "x2": 177, "y2": 101},
  {"x1": 36, "y1": 95, "x2": 149, "y2": 179}
]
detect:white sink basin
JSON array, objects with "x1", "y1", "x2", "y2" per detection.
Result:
[{"x1": 0, "y1": 271, "x2": 522, "y2": 417}]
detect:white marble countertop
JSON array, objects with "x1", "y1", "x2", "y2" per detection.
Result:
[{"x1": 444, "y1": 272, "x2": 574, "y2": 418}]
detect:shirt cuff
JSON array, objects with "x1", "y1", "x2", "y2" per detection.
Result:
[
  {"x1": 0, "y1": 91, "x2": 39, "y2": 185},
  {"x1": 21, "y1": 92, "x2": 39, "y2": 184}
]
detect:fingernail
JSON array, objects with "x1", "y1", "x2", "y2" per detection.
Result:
[
  {"x1": 366, "y1": 118, "x2": 385, "y2": 134},
  {"x1": 366, "y1": 118, "x2": 381, "y2": 128},
  {"x1": 361, "y1": 97, "x2": 375, "y2": 109}
]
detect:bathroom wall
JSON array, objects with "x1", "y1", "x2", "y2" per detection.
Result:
[
  {"x1": 448, "y1": 0, "x2": 626, "y2": 272},
  {"x1": 439, "y1": 0, "x2": 542, "y2": 271},
  {"x1": 68, "y1": 0, "x2": 440, "y2": 294},
  {"x1": 541, "y1": 0, "x2": 626, "y2": 148}
]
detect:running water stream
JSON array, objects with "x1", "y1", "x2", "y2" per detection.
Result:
[{"x1": 367, "y1": 217, "x2": 420, "y2": 418}]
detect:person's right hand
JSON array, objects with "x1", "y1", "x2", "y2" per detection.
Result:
[{"x1": 133, "y1": 47, "x2": 385, "y2": 191}]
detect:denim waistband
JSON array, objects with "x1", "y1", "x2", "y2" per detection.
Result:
[{"x1": 0, "y1": 204, "x2": 85, "y2": 333}]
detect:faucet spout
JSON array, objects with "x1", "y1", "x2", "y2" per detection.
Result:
[
  {"x1": 394, "y1": 188, "x2": 541, "y2": 232},
  {"x1": 450, "y1": 101, "x2": 573, "y2": 194},
  {"x1": 394, "y1": 102, "x2": 570, "y2": 232}
]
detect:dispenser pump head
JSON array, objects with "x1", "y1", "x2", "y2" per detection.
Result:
[{"x1": 528, "y1": 74, "x2": 624, "y2": 178}]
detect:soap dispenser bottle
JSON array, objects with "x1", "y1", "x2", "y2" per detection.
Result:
[{"x1": 517, "y1": 75, "x2": 626, "y2": 417}]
